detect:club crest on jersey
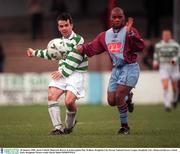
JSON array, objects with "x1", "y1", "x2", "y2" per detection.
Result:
[{"x1": 107, "y1": 42, "x2": 122, "y2": 52}]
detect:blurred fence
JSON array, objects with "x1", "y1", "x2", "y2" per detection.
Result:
[{"x1": 0, "y1": 71, "x2": 169, "y2": 105}]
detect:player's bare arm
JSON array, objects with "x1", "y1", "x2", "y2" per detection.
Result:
[{"x1": 76, "y1": 45, "x2": 83, "y2": 54}]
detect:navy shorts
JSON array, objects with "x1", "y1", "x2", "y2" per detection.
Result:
[{"x1": 108, "y1": 62, "x2": 140, "y2": 92}]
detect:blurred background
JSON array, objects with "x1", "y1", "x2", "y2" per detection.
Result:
[{"x1": 0, "y1": 0, "x2": 179, "y2": 105}]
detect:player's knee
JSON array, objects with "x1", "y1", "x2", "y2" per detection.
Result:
[
  {"x1": 65, "y1": 99, "x2": 74, "y2": 107},
  {"x1": 115, "y1": 93, "x2": 125, "y2": 103},
  {"x1": 107, "y1": 97, "x2": 116, "y2": 106},
  {"x1": 65, "y1": 99, "x2": 76, "y2": 111},
  {"x1": 48, "y1": 93, "x2": 57, "y2": 101},
  {"x1": 163, "y1": 86, "x2": 168, "y2": 90}
]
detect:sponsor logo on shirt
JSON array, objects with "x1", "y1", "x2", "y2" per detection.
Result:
[{"x1": 107, "y1": 42, "x2": 122, "y2": 52}]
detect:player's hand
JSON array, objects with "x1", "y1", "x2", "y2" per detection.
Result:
[
  {"x1": 126, "y1": 17, "x2": 134, "y2": 32},
  {"x1": 76, "y1": 45, "x2": 83, "y2": 54},
  {"x1": 27, "y1": 48, "x2": 34, "y2": 57},
  {"x1": 153, "y1": 61, "x2": 159, "y2": 70},
  {"x1": 171, "y1": 58, "x2": 177, "y2": 65},
  {"x1": 51, "y1": 71, "x2": 63, "y2": 80}
]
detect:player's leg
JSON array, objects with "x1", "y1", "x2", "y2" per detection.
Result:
[
  {"x1": 171, "y1": 79, "x2": 179, "y2": 108},
  {"x1": 108, "y1": 90, "x2": 134, "y2": 112},
  {"x1": 64, "y1": 72, "x2": 85, "y2": 134},
  {"x1": 107, "y1": 91, "x2": 116, "y2": 106},
  {"x1": 170, "y1": 65, "x2": 180, "y2": 108},
  {"x1": 161, "y1": 79, "x2": 171, "y2": 111},
  {"x1": 116, "y1": 63, "x2": 139, "y2": 134},
  {"x1": 107, "y1": 67, "x2": 120, "y2": 106},
  {"x1": 160, "y1": 64, "x2": 171, "y2": 111},
  {"x1": 126, "y1": 92, "x2": 134, "y2": 113},
  {"x1": 107, "y1": 67, "x2": 134, "y2": 112},
  {"x1": 64, "y1": 91, "x2": 77, "y2": 134},
  {"x1": 48, "y1": 86, "x2": 65, "y2": 135},
  {"x1": 116, "y1": 85, "x2": 132, "y2": 134}
]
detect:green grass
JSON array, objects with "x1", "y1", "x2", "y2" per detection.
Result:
[{"x1": 0, "y1": 104, "x2": 180, "y2": 147}]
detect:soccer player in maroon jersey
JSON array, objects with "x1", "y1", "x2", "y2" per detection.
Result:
[{"x1": 76, "y1": 7, "x2": 145, "y2": 134}]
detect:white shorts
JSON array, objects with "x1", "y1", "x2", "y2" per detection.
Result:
[
  {"x1": 159, "y1": 63, "x2": 180, "y2": 80},
  {"x1": 49, "y1": 72, "x2": 86, "y2": 98}
]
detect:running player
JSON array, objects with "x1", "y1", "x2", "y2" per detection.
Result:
[{"x1": 153, "y1": 30, "x2": 180, "y2": 111}]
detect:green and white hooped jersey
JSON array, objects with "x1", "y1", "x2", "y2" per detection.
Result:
[
  {"x1": 32, "y1": 31, "x2": 88, "y2": 78},
  {"x1": 154, "y1": 39, "x2": 180, "y2": 64}
]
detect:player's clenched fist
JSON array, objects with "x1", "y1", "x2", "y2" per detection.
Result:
[{"x1": 26, "y1": 48, "x2": 34, "y2": 57}]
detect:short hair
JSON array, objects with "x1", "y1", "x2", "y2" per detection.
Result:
[
  {"x1": 57, "y1": 12, "x2": 73, "y2": 24},
  {"x1": 111, "y1": 7, "x2": 124, "y2": 15}
]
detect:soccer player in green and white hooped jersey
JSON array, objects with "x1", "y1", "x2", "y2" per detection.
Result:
[
  {"x1": 153, "y1": 30, "x2": 180, "y2": 111},
  {"x1": 27, "y1": 13, "x2": 88, "y2": 135}
]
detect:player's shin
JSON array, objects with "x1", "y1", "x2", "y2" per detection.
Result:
[
  {"x1": 163, "y1": 89, "x2": 171, "y2": 109},
  {"x1": 117, "y1": 103, "x2": 128, "y2": 128},
  {"x1": 65, "y1": 109, "x2": 76, "y2": 129},
  {"x1": 48, "y1": 101, "x2": 63, "y2": 130}
]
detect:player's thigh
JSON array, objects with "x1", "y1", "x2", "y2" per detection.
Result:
[
  {"x1": 66, "y1": 72, "x2": 85, "y2": 98},
  {"x1": 116, "y1": 84, "x2": 132, "y2": 100},
  {"x1": 108, "y1": 67, "x2": 119, "y2": 92},
  {"x1": 170, "y1": 65, "x2": 180, "y2": 89},
  {"x1": 171, "y1": 80, "x2": 179, "y2": 91},
  {"x1": 159, "y1": 64, "x2": 170, "y2": 80},
  {"x1": 48, "y1": 86, "x2": 64, "y2": 101},
  {"x1": 161, "y1": 79, "x2": 169, "y2": 90},
  {"x1": 121, "y1": 63, "x2": 140, "y2": 87}
]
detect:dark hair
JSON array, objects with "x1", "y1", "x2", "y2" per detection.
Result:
[{"x1": 57, "y1": 12, "x2": 73, "y2": 24}]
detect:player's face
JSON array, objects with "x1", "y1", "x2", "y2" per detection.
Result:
[
  {"x1": 110, "y1": 9, "x2": 125, "y2": 29},
  {"x1": 162, "y1": 31, "x2": 172, "y2": 42},
  {"x1": 58, "y1": 19, "x2": 73, "y2": 38}
]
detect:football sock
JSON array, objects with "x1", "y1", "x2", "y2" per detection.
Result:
[
  {"x1": 48, "y1": 101, "x2": 62, "y2": 130},
  {"x1": 118, "y1": 104, "x2": 128, "y2": 128},
  {"x1": 163, "y1": 89, "x2": 170, "y2": 108},
  {"x1": 65, "y1": 109, "x2": 76, "y2": 129}
]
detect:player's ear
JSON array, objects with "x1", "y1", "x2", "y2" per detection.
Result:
[{"x1": 71, "y1": 23, "x2": 73, "y2": 29}]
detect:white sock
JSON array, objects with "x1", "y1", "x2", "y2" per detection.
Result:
[
  {"x1": 163, "y1": 89, "x2": 171, "y2": 108},
  {"x1": 48, "y1": 101, "x2": 62, "y2": 130},
  {"x1": 65, "y1": 109, "x2": 76, "y2": 129}
]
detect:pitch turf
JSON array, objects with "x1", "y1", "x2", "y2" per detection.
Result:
[{"x1": 0, "y1": 104, "x2": 180, "y2": 147}]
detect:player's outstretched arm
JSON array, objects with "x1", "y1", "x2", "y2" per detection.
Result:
[{"x1": 26, "y1": 48, "x2": 53, "y2": 60}]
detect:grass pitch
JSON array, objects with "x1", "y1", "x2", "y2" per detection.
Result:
[{"x1": 0, "y1": 104, "x2": 180, "y2": 147}]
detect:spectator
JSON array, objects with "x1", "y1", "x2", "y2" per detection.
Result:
[
  {"x1": 144, "y1": 0, "x2": 160, "y2": 38},
  {"x1": 28, "y1": 0, "x2": 44, "y2": 40},
  {"x1": 50, "y1": 0, "x2": 67, "y2": 37},
  {"x1": 142, "y1": 40, "x2": 155, "y2": 70}
]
